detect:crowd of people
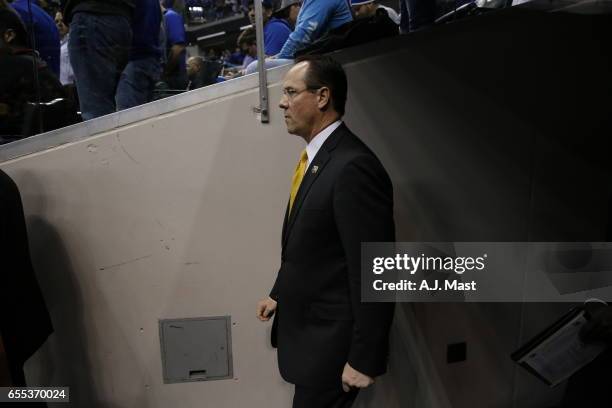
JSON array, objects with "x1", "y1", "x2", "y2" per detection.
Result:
[
  {"x1": 0, "y1": 0, "x2": 192, "y2": 138},
  {"x1": 195, "y1": 0, "x2": 404, "y2": 79},
  {"x1": 185, "y1": 0, "x2": 250, "y2": 24},
  {"x1": 0, "y1": 0, "x2": 529, "y2": 142}
]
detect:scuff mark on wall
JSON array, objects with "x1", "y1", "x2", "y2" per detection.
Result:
[
  {"x1": 99, "y1": 254, "x2": 152, "y2": 271},
  {"x1": 116, "y1": 134, "x2": 140, "y2": 165}
]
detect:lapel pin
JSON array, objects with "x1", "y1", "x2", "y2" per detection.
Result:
[{"x1": 312, "y1": 165, "x2": 319, "y2": 174}]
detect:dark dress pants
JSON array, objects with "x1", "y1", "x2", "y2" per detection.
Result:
[{"x1": 293, "y1": 384, "x2": 359, "y2": 408}]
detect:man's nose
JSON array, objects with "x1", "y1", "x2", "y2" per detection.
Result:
[{"x1": 279, "y1": 94, "x2": 289, "y2": 110}]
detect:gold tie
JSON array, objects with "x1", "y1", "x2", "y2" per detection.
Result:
[{"x1": 289, "y1": 149, "x2": 308, "y2": 214}]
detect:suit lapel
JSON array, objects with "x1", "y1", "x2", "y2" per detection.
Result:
[
  {"x1": 282, "y1": 124, "x2": 346, "y2": 248},
  {"x1": 281, "y1": 200, "x2": 290, "y2": 243}
]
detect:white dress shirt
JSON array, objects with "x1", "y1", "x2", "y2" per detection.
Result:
[
  {"x1": 60, "y1": 35, "x2": 75, "y2": 85},
  {"x1": 305, "y1": 120, "x2": 342, "y2": 169}
]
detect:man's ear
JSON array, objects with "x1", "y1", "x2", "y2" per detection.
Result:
[{"x1": 317, "y1": 87, "x2": 331, "y2": 111}]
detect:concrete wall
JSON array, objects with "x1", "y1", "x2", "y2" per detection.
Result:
[
  {"x1": 339, "y1": 7, "x2": 612, "y2": 408},
  {"x1": 2, "y1": 72, "x2": 301, "y2": 407}
]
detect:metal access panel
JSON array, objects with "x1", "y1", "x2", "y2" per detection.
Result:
[{"x1": 159, "y1": 316, "x2": 233, "y2": 384}]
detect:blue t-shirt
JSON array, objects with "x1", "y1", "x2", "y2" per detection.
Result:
[
  {"x1": 263, "y1": 17, "x2": 291, "y2": 56},
  {"x1": 131, "y1": 0, "x2": 162, "y2": 60},
  {"x1": 163, "y1": 8, "x2": 186, "y2": 74},
  {"x1": 227, "y1": 50, "x2": 244, "y2": 66},
  {"x1": 11, "y1": 0, "x2": 61, "y2": 76},
  {"x1": 277, "y1": 0, "x2": 352, "y2": 59}
]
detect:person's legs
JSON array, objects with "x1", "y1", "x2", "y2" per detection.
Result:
[
  {"x1": 402, "y1": 0, "x2": 436, "y2": 32},
  {"x1": 116, "y1": 57, "x2": 162, "y2": 110},
  {"x1": 293, "y1": 384, "x2": 359, "y2": 408},
  {"x1": 68, "y1": 12, "x2": 132, "y2": 120},
  {"x1": 399, "y1": 0, "x2": 409, "y2": 33}
]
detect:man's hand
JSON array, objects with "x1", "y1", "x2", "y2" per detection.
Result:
[
  {"x1": 341, "y1": 363, "x2": 374, "y2": 392},
  {"x1": 256, "y1": 297, "x2": 277, "y2": 321}
]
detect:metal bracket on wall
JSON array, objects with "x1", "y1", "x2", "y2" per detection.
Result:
[{"x1": 253, "y1": 0, "x2": 270, "y2": 123}]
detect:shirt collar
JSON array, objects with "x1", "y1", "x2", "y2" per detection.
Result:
[{"x1": 305, "y1": 120, "x2": 342, "y2": 167}]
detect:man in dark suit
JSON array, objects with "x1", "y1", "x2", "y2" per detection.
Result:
[{"x1": 256, "y1": 55, "x2": 395, "y2": 408}]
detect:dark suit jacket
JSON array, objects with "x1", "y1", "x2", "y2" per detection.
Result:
[{"x1": 269, "y1": 123, "x2": 395, "y2": 388}]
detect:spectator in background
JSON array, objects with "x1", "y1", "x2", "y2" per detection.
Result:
[
  {"x1": 64, "y1": 0, "x2": 134, "y2": 120},
  {"x1": 161, "y1": 0, "x2": 188, "y2": 89},
  {"x1": 226, "y1": 46, "x2": 244, "y2": 66},
  {"x1": 237, "y1": 26, "x2": 256, "y2": 72},
  {"x1": 187, "y1": 56, "x2": 204, "y2": 89},
  {"x1": 54, "y1": 11, "x2": 74, "y2": 85},
  {"x1": 186, "y1": 55, "x2": 222, "y2": 89},
  {"x1": 399, "y1": 0, "x2": 435, "y2": 33},
  {"x1": 9, "y1": 0, "x2": 61, "y2": 76},
  {"x1": 227, "y1": 0, "x2": 238, "y2": 14},
  {"x1": 352, "y1": 0, "x2": 400, "y2": 25},
  {"x1": 0, "y1": 7, "x2": 66, "y2": 138},
  {"x1": 273, "y1": 0, "x2": 300, "y2": 28},
  {"x1": 245, "y1": 0, "x2": 352, "y2": 74},
  {"x1": 246, "y1": 0, "x2": 264, "y2": 25},
  {"x1": 206, "y1": 47, "x2": 219, "y2": 59},
  {"x1": 214, "y1": 0, "x2": 225, "y2": 18},
  {"x1": 262, "y1": 0, "x2": 290, "y2": 56},
  {"x1": 116, "y1": 0, "x2": 162, "y2": 110},
  {"x1": 276, "y1": 0, "x2": 351, "y2": 59},
  {"x1": 248, "y1": 0, "x2": 290, "y2": 57}
]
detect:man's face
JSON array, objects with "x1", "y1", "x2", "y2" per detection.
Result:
[
  {"x1": 247, "y1": 43, "x2": 257, "y2": 58},
  {"x1": 248, "y1": 5, "x2": 255, "y2": 24},
  {"x1": 54, "y1": 12, "x2": 69, "y2": 37},
  {"x1": 352, "y1": 3, "x2": 376, "y2": 19},
  {"x1": 248, "y1": 5, "x2": 272, "y2": 25},
  {"x1": 240, "y1": 42, "x2": 257, "y2": 58},
  {"x1": 279, "y1": 62, "x2": 320, "y2": 137},
  {"x1": 186, "y1": 57, "x2": 200, "y2": 78}
]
